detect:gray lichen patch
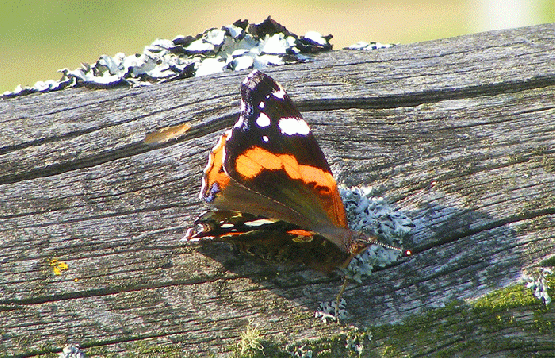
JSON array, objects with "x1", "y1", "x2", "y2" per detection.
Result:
[{"x1": 3, "y1": 17, "x2": 333, "y2": 99}]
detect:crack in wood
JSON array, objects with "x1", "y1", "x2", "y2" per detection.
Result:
[
  {"x1": 297, "y1": 75, "x2": 555, "y2": 112},
  {"x1": 413, "y1": 206, "x2": 555, "y2": 254}
]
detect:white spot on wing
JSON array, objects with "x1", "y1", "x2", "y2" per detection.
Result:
[
  {"x1": 262, "y1": 135, "x2": 269, "y2": 142},
  {"x1": 244, "y1": 218, "x2": 279, "y2": 227},
  {"x1": 273, "y1": 87, "x2": 286, "y2": 99},
  {"x1": 221, "y1": 134, "x2": 229, "y2": 164},
  {"x1": 278, "y1": 117, "x2": 310, "y2": 135},
  {"x1": 234, "y1": 116, "x2": 245, "y2": 128},
  {"x1": 259, "y1": 101, "x2": 265, "y2": 109},
  {"x1": 243, "y1": 70, "x2": 258, "y2": 84},
  {"x1": 256, "y1": 112, "x2": 271, "y2": 127}
]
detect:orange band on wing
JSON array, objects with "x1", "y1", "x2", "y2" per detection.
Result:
[
  {"x1": 235, "y1": 147, "x2": 347, "y2": 228},
  {"x1": 201, "y1": 132, "x2": 230, "y2": 199},
  {"x1": 287, "y1": 229, "x2": 315, "y2": 243},
  {"x1": 235, "y1": 147, "x2": 336, "y2": 189},
  {"x1": 287, "y1": 229, "x2": 315, "y2": 237}
]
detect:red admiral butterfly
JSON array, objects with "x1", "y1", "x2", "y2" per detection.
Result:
[{"x1": 187, "y1": 70, "x2": 406, "y2": 273}]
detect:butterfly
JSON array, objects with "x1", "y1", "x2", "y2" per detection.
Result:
[{"x1": 187, "y1": 70, "x2": 407, "y2": 273}]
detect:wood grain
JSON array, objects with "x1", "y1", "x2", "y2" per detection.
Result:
[{"x1": 1, "y1": 23, "x2": 554, "y2": 357}]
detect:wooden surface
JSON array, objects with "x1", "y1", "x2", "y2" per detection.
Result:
[{"x1": 1, "y1": 23, "x2": 555, "y2": 357}]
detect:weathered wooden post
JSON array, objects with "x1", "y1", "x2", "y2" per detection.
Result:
[{"x1": 1, "y1": 23, "x2": 554, "y2": 357}]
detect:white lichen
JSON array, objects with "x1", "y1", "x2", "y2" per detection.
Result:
[
  {"x1": 524, "y1": 268, "x2": 553, "y2": 305},
  {"x1": 3, "y1": 17, "x2": 333, "y2": 98},
  {"x1": 339, "y1": 186, "x2": 413, "y2": 283},
  {"x1": 345, "y1": 41, "x2": 396, "y2": 51},
  {"x1": 315, "y1": 298, "x2": 348, "y2": 323},
  {"x1": 58, "y1": 344, "x2": 86, "y2": 358}
]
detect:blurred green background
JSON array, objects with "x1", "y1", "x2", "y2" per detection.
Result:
[{"x1": 1, "y1": 0, "x2": 553, "y2": 93}]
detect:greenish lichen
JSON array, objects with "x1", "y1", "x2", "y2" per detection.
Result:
[
  {"x1": 542, "y1": 155, "x2": 555, "y2": 172},
  {"x1": 540, "y1": 256, "x2": 555, "y2": 267},
  {"x1": 234, "y1": 325, "x2": 265, "y2": 358},
  {"x1": 229, "y1": 325, "x2": 372, "y2": 358},
  {"x1": 473, "y1": 283, "x2": 538, "y2": 309},
  {"x1": 364, "y1": 281, "x2": 554, "y2": 357},
  {"x1": 35, "y1": 277, "x2": 554, "y2": 358}
]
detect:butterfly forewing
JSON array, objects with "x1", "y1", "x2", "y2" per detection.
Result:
[{"x1": 231, "y1": 73, "x2": 347, "y2": 224}]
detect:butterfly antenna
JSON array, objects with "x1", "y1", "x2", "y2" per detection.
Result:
[{"x1": 360, "y1": 236, "x2": 412, "y2": 257}]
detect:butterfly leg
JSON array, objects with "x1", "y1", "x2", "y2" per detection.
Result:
[{"x1": 335, "y1": 276, "x2": 349, "y2": 321}]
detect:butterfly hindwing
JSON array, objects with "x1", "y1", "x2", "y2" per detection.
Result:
[{"x1": 190, "y1": 211, "x2": 351, "y2": 273}]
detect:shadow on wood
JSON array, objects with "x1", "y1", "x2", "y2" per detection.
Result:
[{"x1": 1, "y1": 23, "x2": 554, "y2": 357}]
